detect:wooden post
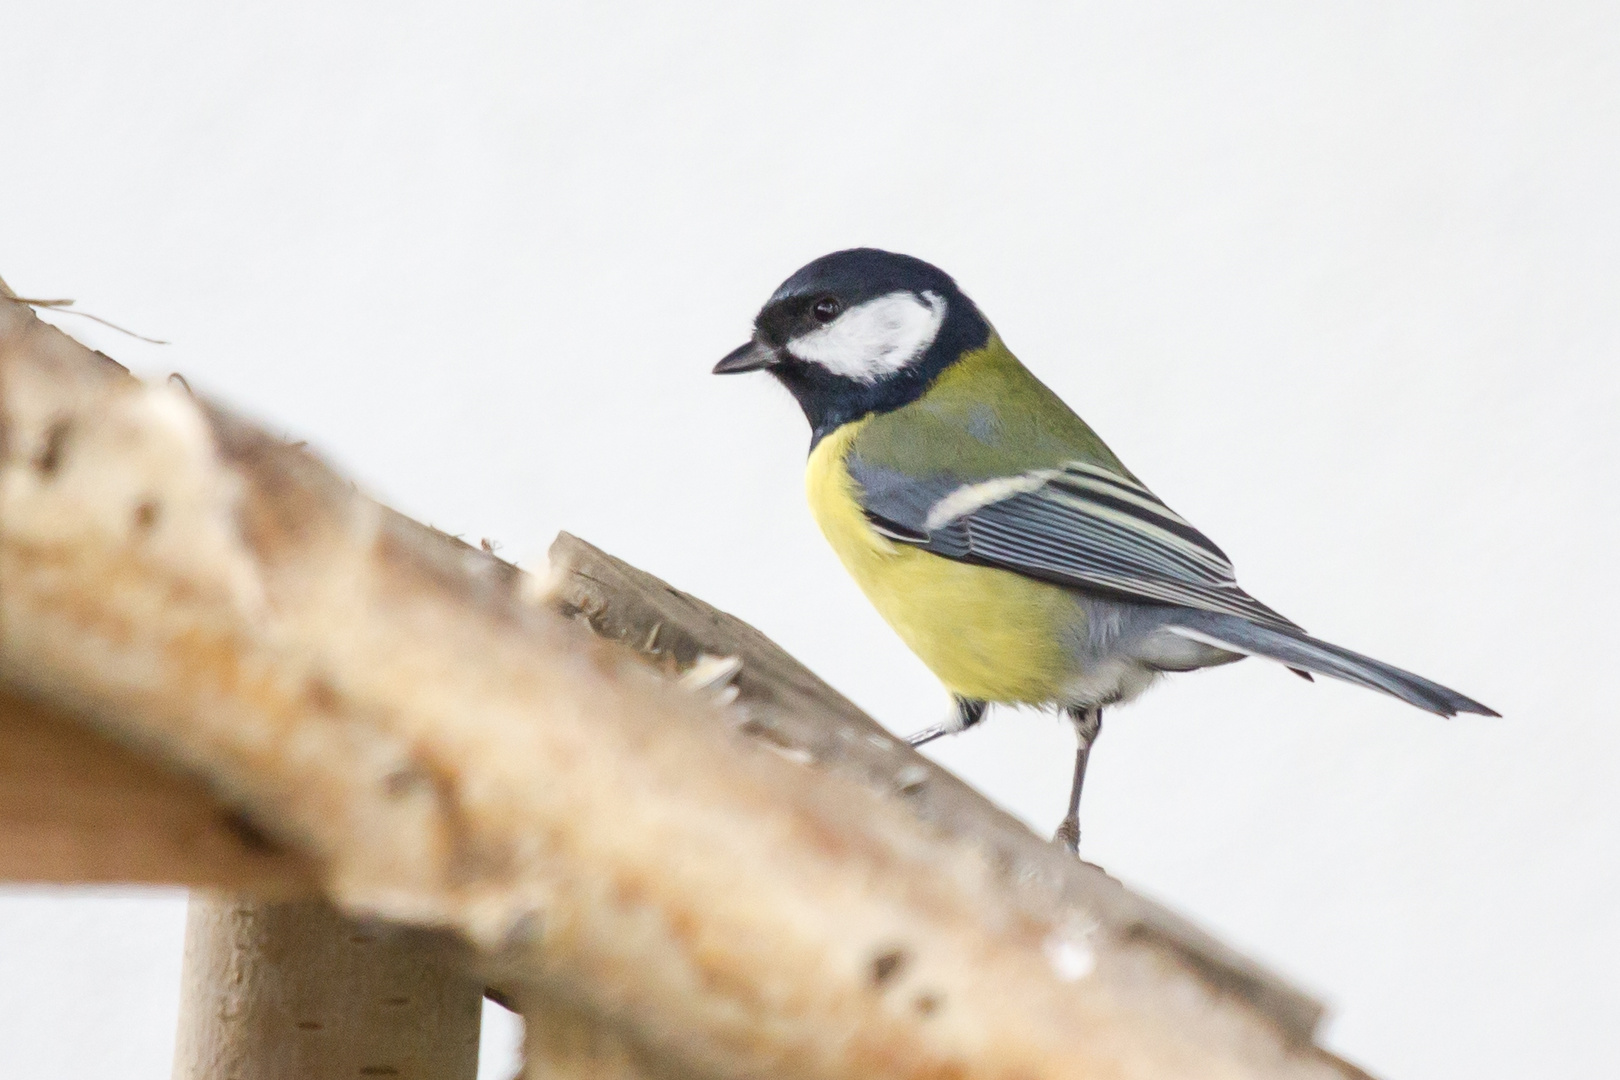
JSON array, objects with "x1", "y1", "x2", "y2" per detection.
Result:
[
  {"x1": 172, "y1": 896, "x2": 483, "y2": 1080},
  {"x1": 522, "y1": 1000, "x2": 660, "y2": 1080}
]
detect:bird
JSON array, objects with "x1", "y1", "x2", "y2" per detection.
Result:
[{"x1": 713, "y1": 248, "x2": 1496, "y2": 855}]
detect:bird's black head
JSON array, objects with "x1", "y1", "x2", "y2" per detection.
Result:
[{"x1": 714, "y1": 248, "x2": 991, "y2": 446}]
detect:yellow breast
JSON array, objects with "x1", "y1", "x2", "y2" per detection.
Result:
[{"x1": 805, "y1": 420, "x2": 1082, "y2": 705}]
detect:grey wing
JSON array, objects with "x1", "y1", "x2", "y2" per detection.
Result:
[{"x1": 851, "y1": 457, "x2": 1303, "y2": 633}]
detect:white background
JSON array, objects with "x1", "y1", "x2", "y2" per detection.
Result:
[{"x1": 2, "y1": 3, "x2": 1616, "y2": 1077}]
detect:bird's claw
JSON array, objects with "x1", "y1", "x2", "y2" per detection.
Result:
[{"x1": 1053, "y1": 817, "x2": 1081, "y2": 855}]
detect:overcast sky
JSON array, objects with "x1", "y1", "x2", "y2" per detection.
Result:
[{"x1": 3, "y1": 3, "x2": 1617, "y2": 1078}]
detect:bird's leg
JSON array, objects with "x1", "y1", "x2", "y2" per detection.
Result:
[
  {"x1": 907, "y1": 697, "x2": 987, "y2": 748},
  {"x1": 1053, "y1": 706, "x2": 1103, "y2": 855}
]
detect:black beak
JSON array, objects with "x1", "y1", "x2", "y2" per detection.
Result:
[{"x1": 713, "y1": 340, "x2": 778, "y2": 374}]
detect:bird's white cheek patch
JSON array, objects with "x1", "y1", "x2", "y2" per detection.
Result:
[{"x1": 787, "y1": 290, "x2": 946, "y2": 382}]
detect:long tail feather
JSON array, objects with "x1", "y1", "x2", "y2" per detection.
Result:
[{"x1": 1166, "y1": 612, "x2": 1498, "y2": 718}]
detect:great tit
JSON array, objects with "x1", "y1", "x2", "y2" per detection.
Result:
[{"x1": 714, "y1": 248, "x2": 1495, "y2": 854}]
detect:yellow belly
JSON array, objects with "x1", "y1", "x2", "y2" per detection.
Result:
[{"x1": 805, "y1": 421, "x2": 1081, "y2": 704}]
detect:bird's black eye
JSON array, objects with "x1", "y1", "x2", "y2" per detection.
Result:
[{"x1": 812, "y1": 296, "x2": 842, "y2": 323}]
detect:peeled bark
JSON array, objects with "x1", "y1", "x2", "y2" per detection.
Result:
[{"x1": 0, "y1": 283, "x2": 1372, "y2": 1080}]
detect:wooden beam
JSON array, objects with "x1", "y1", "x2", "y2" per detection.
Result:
[
  {"x1": 0, "y1": 282, "x2": 1375, "y2": 1080},
  {"x1": 0, "y1": 682, "x2": 317, "y2": 892},
  {"x1": 547, "y1": 532, "x2": 1328, "y2": 1042}
]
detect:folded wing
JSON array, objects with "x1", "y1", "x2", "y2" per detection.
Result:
[{"x1": 852, "y1": 457, "x2": 1303, "y2": 633}]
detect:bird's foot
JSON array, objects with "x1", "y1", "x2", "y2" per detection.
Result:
[
  {"x1": 905, "y1": 723, "x2": 951, "y2": 748},
  {"x1": 1053, "y1": 816, "x2": 1081, "y2": 856},
  {"x1": 906, "y1": 698, "x2": 987, "y2": 748}
]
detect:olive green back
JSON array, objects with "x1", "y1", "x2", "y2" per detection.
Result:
[{"x1": 848, "y1": 334, "x2": 1132, "y2": 482}]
